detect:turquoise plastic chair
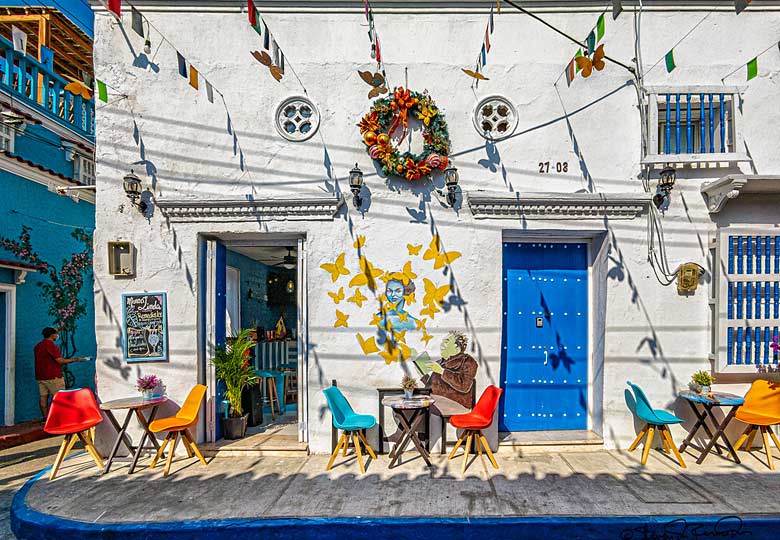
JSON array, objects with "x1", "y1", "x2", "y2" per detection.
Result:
[
  {"x1": 323, "y1": 386, "x2": 377, "y2": 473},
  {"x1": 626, "y1": 381, "x2": 686, "y2": 467}
]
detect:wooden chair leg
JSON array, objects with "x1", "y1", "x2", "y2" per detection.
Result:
[
  {"x1": 628, "y1": 424, "x2": 649, "y2": 452},
  {"x1": 49, "y1": 434, "x2": 72, "y2": 480},
  {"x1": 746, "y1": 427, "x2": 759, "y2": 450},
  {"x1": 448, "y1": 432, "x2": 466, "y2": 460},
  {"x1": 342, "y1": 431, "x2": 351, "y2": 456},
  {"x1": 358, "y1": 431, "x2": 377, "y2": 460},
  {"x1": 352, "y1": 433, "x2": 366, "y2": 474},
  {"x1": 164, "y1": 432, "x2": 179, "y2": 477},
  {"x1": 462, "y1": 432, "x2": 473, "y2": 474},
  {"x1": 661, "y1": 427, "x2": 686, "y2": 468},
  {"x1": 183, "y1": 429, "x2": 207, "y2": 466},
  {"x1": 77, "y1": 431, "x2": 104, "y2": 470},
  {"x1": 768, "y1": 427, "x2": 780, "y2": 455},
  {"x1": 660, "y1": 431, "x2": 671, "y2": 454},
  {"x1": 760, "y1": 426, "x2": 775, "y2": 471},
  {"x1": 479, "y1": 433, "x2": 499, "y2": 470},
  {"x1": 734, "y1": 426, "x2": 753, "y2": 451},
  {"x1": 65, "y1": 431, "x2": 79, "y2": 456},
  {"x1": 150, "y1": 433, "x2": 172, "y2": 469},
  {"x1": 326, "y1": 433, "x2": 346, "y2": 471},
  {"x1": 641, "y1": 426, "x2": 655, "y2": 465}
]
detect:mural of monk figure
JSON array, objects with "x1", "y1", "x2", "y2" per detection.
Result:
[
  {"x1": 420, "y1": 331, "x2": 478, "y2": 409},
  {"x1": 379, "y1": 277, "x2": 417, "y2": 332}
]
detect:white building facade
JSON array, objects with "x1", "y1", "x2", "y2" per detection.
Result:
[{"x1": 91, "y1": 0, "x2": 780, "y2": 454}]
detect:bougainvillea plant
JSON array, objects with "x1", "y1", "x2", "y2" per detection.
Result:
[
  {"x1": 358, "y1": 86, "x2": 451, "y2": 181},
  {"x1": 0, "y1": 225, "x2": 93, "y2": 360}
]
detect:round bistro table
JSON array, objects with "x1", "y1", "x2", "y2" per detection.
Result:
[
  {"x1": 381, "y1": 396, "x2": 435, "y2": 468},
  {"x1": 678, "y1": 391, "x2": 745, "y2": 464},
  {"x1": 100, "y1": 396, "x2": 167, "y2": 474}
]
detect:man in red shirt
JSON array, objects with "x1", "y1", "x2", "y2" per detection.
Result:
[{"x1": 34, "y1": 327, "x2": 86, "y2": 417}]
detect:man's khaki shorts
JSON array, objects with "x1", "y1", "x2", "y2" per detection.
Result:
[{"x1": 38, "y1": 378, "x2": 65, "y2": 397}]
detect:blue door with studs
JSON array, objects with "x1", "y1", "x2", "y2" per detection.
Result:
[{"x1": 500, "y1": 242, "x2": 588, "y2": 431}]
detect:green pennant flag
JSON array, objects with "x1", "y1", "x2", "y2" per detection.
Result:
[
  {"x1": 574, "y1": 48, "x2": 583, "y2": 73},
  {"x1": 597, "y1": 13, "x2": 605, "y2": 42},
  {"x1": 665, "y1": 49, "x2": 676, "y2": 73},
  {"x1": 96, "y1": 79, "x2": 108, "y2": 103},
  {"x1": 747, "y1": 57, "x2": 758, "y2": 80}
]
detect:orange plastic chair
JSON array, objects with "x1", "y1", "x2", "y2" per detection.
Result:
[
  {"x1": 733, "y1": 380, "x2": 780, "y2": 470},
  {"x1": 44, "y1": 389, "x2": 104, "y2": 479},
  {"x1": 448, "y1": 386, "x2": 502, "y2": 473},
  {"x1": 148, "y1": 384, "x2": 208, "y2": 477}
]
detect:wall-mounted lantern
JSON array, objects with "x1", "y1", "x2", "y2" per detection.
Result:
[
  {"x1": 122, "y1": 169, "x2": 148, "y2": 213},
  {"x1": 349, "y1": 163, "x2": 364, "y2": 209},
  {"x1": 653, "y1": 165, "x2": 677, "y2": 210},
  {"x1": 443, "y1": 165, "x2": 460, "y2": 206}
]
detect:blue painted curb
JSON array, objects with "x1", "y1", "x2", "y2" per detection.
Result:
[{"x1": 11, "y1": 466, "x2": 780, "y2": 540}]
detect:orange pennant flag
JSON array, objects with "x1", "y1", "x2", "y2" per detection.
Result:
[{"x1": 189, "y1": 65, "x2": 199, "y2": 90}]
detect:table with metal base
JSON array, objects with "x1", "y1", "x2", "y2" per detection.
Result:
[
  {"x1": 678, "y1": 391, "x2": 744, "y2": 465},
  {"x1": 100, "y1": 396, "x2": 167, "y2": 474},
  {"x1": 382, "y1": 396, "x2": 434, "y2": 468}
]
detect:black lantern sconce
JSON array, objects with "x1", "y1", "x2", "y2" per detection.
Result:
[
  {"x1": 652, "y1": 165, "x2": 676, "y2": 211},
  {"x1": 349, "y1": 163, "x2": 365, "y2": 209},
  {"x1": 122, "y1": 169, "x2": 148, "y2": 213},
  {"x1": 436, "y1": 164, "x2": 460, "y2": 207}
]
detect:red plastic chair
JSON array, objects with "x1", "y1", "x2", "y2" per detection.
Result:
[
  {"x1": 448, "y1": 385, "x2": 502, "y2": 473},
  {"x1": 44, "y1": 388, "x2": 104, "y2": 479}
]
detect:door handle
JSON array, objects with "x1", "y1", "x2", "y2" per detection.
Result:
[{"x1": 543, "y1": 350, "x2": 548, "y2": 366}]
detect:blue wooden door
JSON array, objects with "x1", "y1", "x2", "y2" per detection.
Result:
[{"x1": 500, "y1": 242, "x2": 588, "y2": 431}]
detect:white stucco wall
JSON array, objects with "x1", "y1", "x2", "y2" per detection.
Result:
[{"x1": 92, "y1": 2, "x2": 780, "y2": 453}]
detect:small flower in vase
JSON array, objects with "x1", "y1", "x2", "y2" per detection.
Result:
[
  {"x1": 136, "y1": 374, "x2": 162, "y2": 400},
  {"x1": 401, "y1": 375, "x2": 417, "y2": 400}
]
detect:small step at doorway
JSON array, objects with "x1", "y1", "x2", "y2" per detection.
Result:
[
  {"x1": 203, "y1": 410, "x2": 308, "y2": 458},
  {"x1": 499, "y1": 430, "x2": 602, "y2": 448}
]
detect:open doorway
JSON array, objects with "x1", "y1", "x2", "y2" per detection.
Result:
[{"x1": 200, "y1": 235, "x2": 307, "y2": 452}]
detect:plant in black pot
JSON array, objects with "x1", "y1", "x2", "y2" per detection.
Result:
[{"x1": 212, "y1": 329, "x2": 258, "y2": 439}]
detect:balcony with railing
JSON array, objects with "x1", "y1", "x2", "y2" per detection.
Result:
[
  {"x1": 0, "y1": 35, "x2": 94, "y2": 141},
  {"x1": 643, "y1": 86, "x2": 749, "y2": 165}
]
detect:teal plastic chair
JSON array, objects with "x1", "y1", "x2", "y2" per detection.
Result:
[
  {"x1": 625, "y1": 381, "x2": 686, "y2": 467},
  {"x1": 323, "y1": 386, "x2": 377, "y2": 473}
]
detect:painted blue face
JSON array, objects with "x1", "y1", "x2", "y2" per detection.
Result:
[{"x1": 385, "y1": 280, "x2": 404, "y2": 305}]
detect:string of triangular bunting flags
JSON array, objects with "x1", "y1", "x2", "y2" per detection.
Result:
[
  {"x1": 462, "y1": 2, "x2": 498, "y2": 85},
  {"x1": 363, "y1": 0, "x2": 387, "y2": 78},
  {"x1": 561, "y1": 10, "x2": 608, "y2": 87},
  {"x1": 721, "y1": 39, "x2": 780, "y2": 82}
]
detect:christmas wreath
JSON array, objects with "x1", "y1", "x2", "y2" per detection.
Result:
[{"x1": 357, "y1": 87, "x2": 451, "y2": 181}]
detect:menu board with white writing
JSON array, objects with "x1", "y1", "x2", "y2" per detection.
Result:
[{"x1": 122, "y1": 292, "x2": 168, "y2": 362}]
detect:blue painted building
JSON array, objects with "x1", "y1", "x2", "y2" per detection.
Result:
[{"x1": 0, "y1": 4, "x2": 95, "y2": 425}]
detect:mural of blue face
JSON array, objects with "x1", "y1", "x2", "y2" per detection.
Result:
[{"x1": 379, "y1": 278, "x2": 417, "y2": 332}]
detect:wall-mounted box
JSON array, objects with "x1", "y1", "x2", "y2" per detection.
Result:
[{"x1": 108, "y1": 241, "x2": 135, "y2": 277}]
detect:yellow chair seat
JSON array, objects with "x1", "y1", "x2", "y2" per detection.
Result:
[
  {"x1": 149, "y1": 416, "x2": 196, "y2": 433},
  {"x1": 735, "y1": 410, "x2": 780, "y2": 427}
]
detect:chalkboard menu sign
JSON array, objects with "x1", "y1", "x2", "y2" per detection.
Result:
[{"x1": 122, "y1": 292, "x2": 169, "y2": 362}]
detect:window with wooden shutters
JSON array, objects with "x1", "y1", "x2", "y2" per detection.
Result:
[{"x1": 714, "y1": 229, "x2": 780, "y2": 372}]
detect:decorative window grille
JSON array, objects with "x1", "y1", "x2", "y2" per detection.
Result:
[
  {"x1": 473, "y1": 95, "x2": 518, "y2": 141},
  {"x1": 0, "y1": 124, "x2": 14, "y2": 152},
  {"x1": 73, "y1": 155, "x2": 95, "y2": 185},
  {"x1": 714, "y1": 229, "x2": 780, "y2": 373},
  {"x1": 644, "y1": 86, "x2": 748, "y2": 165},
  {"x1": 274, "y1": 96, "x2": 319, "y2": 142}
]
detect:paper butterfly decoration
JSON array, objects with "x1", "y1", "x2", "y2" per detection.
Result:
[
  {"x1": 252, "y1": 50, "x2": 283, "y2": 81},
  {"x1": 349, "y1": 257, "x2": 383, "y2": 289},
  {"x1": 421, "y1": 330, "x2": 434, "y2": 346},
  {"x1": 575, "y1": 44, "x2": 606, "y2": 78},
  {"x1": 461, "y1": 68, "x2": 489, "y2": 81},
  {"x1": 353, "y1": 235, "x2": 366, "y2": 249},
  {"x1": 358, "y1": 70, "x2": 388, "y2": 98},
  {"x1": 348, "y1": 288, "x2": 368, "y2": 308},
  {"x1": 356, "y1": 333, "x2": 380, "y2": 355},
  {"x1": 328, "y1": 287, "x2": 345, "y2": 304},
  {"x1": 64, "y1": 81, "x2": 92, "y2": 99},
  {"x1": 320, "y1": 253, "x2": 350, "y2": 282},
  {"x1": 422, "y1": 278, "x2": 451, "y2": 308},
  {"x1": 334, "y1": 309, "x2": 349, "y2": 328},
  {"x1": 407, "y1": 243, "x2": 422, "y2": 256},
  {"x1": 389, "y1": 261, "x2": 417, "y2": 285},
  {"x1": 423, "y1": 235, "x2": 462, "y2": 270}
]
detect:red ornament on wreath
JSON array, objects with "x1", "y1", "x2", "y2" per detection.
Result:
[{"x1": 357, "y1": 87, "x2": 451, "y2": 181}]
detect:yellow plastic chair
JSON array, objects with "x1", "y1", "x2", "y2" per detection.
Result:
[
  {"x1": 149, "y1": 384, "x2": 208, "y2": 477},
  {"x1": 733, "y1": 380, "x2": 780, "y2": 470}
]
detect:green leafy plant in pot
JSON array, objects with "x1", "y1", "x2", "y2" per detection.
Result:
[
  {"x1": 211, "y1": 329, "x2": 258, "y2": 439},
  {"x1": 691, "y1": 370, "x2": 715, "y2": 395}
]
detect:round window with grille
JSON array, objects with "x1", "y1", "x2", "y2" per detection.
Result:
[
  {"x1": 274, "y1": 96, "x2": 320, "y2": 142},
  {"x1": 472, "y1": 95, "x2": 518, "y2": 141}
]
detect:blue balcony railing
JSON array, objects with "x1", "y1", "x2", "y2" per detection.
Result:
[{"x1": 0, "y1": 35, "x2": 94, "y2": 140}]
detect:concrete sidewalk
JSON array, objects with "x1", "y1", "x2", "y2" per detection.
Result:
[{"x1": 13, "y1": 444, "x2": 780, "y2": 528}]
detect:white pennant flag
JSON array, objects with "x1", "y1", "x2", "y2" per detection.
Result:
[{"x1": 11, "y1": 26, "x2": 27, "y2": 54}]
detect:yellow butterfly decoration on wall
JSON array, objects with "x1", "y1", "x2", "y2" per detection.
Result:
[
  {"x1": 407, "y1": 244, "x2": 422, "y2": 256},
  {"x1": 358, "y1": 70, "x2": 388, "y2": 99},
  {"x1": 575, "y1": 44, "x2": 606, "y2": 78},
  {"x1": 349, "y1": 257, "x2": 383, "y2": 289},
  {"x1": 389, "y1": 261, "x2": 417, "y2": 285},
  {"x1": 353, "y1": 235, "x2": 366, "y2": 249},
  {"x1": 422, "y1": 278, "x2": 451, "y2": 308},
  {"x1": 421, "y1": 330, "x2": 434, "y2": 346},
  {"x1": 397, "y1": 312, "x2": 409, "y2": 323},
  {"x1": 321, "y1": 253, "x2": 349, "y2": 282},
  {"x1": 393, "y1": 329, "x2": 407, "y2": 343},
  {"x1": 328, "y1": 287, "x2": 345, "y2": 304},
  {"x1": 251, "y1": 50, "x2": 284, "y2": 82},
  {"x1": 415, "y1": 318, "x2": 427, "y2": 331},
  {"x1": 356, "y1": 333, "x2": 380, "y2": 355},
  {"x1": 423, "y1": 235, "x2": 461, "y2": 270},
  {"x1": 348, "y1": 288, "x2": 368, "y2": 308},
  {"x1": 334, "y1": 309, "x2": 349, "y2": 328},
  {"x1": 461, "y1": 68, "x2": 489, "y2": 81},
  {"x1": 403, "y1": 291, "x2": 416, "y2": 305},
  {"x1": 369, "y1": 312, "x2": 383, "y2": 328},
  {"x1": 420, "y1": 304, "x2": 440, "y2": 319}
]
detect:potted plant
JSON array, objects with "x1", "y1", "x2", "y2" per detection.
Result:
[
  {"x1": 691, "y1": 370, "x2": 715, "y2": 395},
  {"x1": 211, "y1": 329, "x2": 258, "y2": 439},
  {"x1": 401, "y1": 375, "x2": 417, "y2": 400},
  {"x1": 137, "y1": 374, "x2": 162, "y2": 401}
]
